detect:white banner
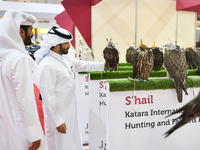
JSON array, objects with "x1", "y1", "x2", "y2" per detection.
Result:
[
  {"x1": 107, "y1": 86, "x2": 200, "y2": 150},
  {"x1": 76, "y1": 73, "x2": 90, "y2": 144},
  {"x1": 89, "y1": 80, "x2": 107, "y2": 150}
]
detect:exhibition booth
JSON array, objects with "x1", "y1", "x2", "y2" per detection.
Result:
[
  {"x1": 76, "y1": 63, "x2": 200, "y2": 149},
  {"x1": 1, "y1": 0, "x2": 200, "y2": 150}
]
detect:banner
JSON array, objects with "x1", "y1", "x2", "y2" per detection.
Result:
[
  {"x1": 107, "y1": 86, "x2": 200, "y2": 150},
  {"x1": 76, "y1": 73, "x2": 90, "y2": 144},
  {"x1": 89, "y1": 80, "x2": 107, "y2": 149}
]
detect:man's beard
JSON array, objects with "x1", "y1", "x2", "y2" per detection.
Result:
[
  {"x1": 24, "y1": 34, "x2": 32, "y2": 46},
  {"x1": 59, "y1": 45, "x2": 69, "y2": 54}
]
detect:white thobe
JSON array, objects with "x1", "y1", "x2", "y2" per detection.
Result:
[
  {"x1": 0, "y1": 51, "x2": 47, "y2": 150},
  {"x1": 39, "y1": 50, "x2": 104, "y2": 150}
]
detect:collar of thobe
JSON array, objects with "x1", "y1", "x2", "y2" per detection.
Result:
[
  {"x1": 48, "y1": 51, "x2": 72, "y2": 70},
  {"x1": 48, "y1": 50, "x2": 62, "y2": 61},
  {"x1": 48, "y1": 51, "x2": 73, "y2": 80}
]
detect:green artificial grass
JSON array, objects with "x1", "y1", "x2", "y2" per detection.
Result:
[
  {"x1": 78, "y1": 62, "x2": 198, "y2": 91},
  {"x1": 105, "y1": 64, "x2": 192, "y2": 71},
  {"x1": 118, "y1": 66, "x2": 132, "y2": 70},
  {"x1": 118, "y1": 63, "x2": 132, "y2": 66},
  {"x1": 79, "y1": 69, "x2": 199, "y2": 80},
  {"x1": 107, "y1": 77, "x2": 200, "y2": 92}
]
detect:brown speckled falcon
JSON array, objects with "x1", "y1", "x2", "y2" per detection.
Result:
[
  {"x1": 193, "y1": 47, "x2": 200, "y2": 74},
  {"x1": 185, "y1": 47, "x2": 196, "y2": 69},
  {"x1": 152, "y1": 47, "x2": 163, "y2": 71},
  {"x1": 164, "y1": 91, "x2": 200, "y2": 137},
  {"x1": 126, "y1": 45, "x2": 137, "y2": 63},
  {"x1": 103, "y1": 38, "x2": 119, "y2": 71},
  {"x1": 133, "y1": 48, "x2": 154, "y2": 81},
  {"x1": 164, "y1": 42, "x2": 188, "y2": 103}
]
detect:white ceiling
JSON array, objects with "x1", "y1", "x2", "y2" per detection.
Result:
[
  {"x1": 0, "y1": 1, "x2": 64, "y2": 19},
  {"x1": 1, "y1": 0, "x2": 63, "y2": 4},
  {"x1": 0, "y1": 1, "x2": 65, "y2": 27}
]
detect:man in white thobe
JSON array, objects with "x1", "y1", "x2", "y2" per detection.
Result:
[
  {"x1": 0, "y1": 10, "x2": 48, "y2": 150},
  {"x1": 34, "y1": 26, "x2": 104, "y2": 150}
]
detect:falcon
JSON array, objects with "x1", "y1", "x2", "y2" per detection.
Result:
[
  {"x1": 193, "y1": 47, "x2": 200, "y2": 74},
  {"x1": 133, "y1": 47, "x2": 154, "y2": 81},
  {"x1": 81, "y1": 46, "x2": 95, "y2": 61},
  {"x1": 152, "y1": 47, "x2": 163, "y2": 71},
  {"x1": 164, "y1": 42, "x2": 188, "y2": 102},
  {"x1": 126, "y1": 44, "x2": 137, "y2": 63},
  {"x1": 103, "y1": 38, "x2": 119, "y2": 71},
  {"x1": 164, "y1": 91, "x2": 200, "y2": 137},
  {"x1": 185, "y1": 47, "x2": 196, "y2": 69}
]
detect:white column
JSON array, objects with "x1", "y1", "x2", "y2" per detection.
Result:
[{"x1": 135, "y1": 0, "x2": 138, "y2": 48}]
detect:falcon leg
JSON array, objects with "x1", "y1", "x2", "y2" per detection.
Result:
[
  {"x1": 138, "y1": 77, "x2": 147, "y2": 82},
  {"x1": 105, "y1": 63, "x2": 110, "y2": 72}
]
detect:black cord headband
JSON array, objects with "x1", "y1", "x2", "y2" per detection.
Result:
[{"x1": 48, "y1": 26, "x2": 72, "y2": 39}]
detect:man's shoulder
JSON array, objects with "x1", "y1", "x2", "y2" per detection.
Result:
[
  {"x1": 39, "y1": 56, "x2": 60, "y2": 69},
  {"x1": 5, "y1": 51, "x2": 29, "y2": 63}
]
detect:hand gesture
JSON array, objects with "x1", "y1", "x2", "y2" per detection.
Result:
[
  {"x1": 56, "y1": 123, "x2": 67, "y2": 134},
  {"x1": 28, "y1": 139, "x2": 41, "y2": 150}
]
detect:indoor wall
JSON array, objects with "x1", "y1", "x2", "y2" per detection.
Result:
[{"x1": 91, "y1": 0, "x2": 196, "y2": 62}]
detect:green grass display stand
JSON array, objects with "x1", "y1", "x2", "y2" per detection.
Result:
[
  {"x1": 107, "y1": 77, "x2": 200, "y2": 92},
  {"x1": 118, "y1": 63, "x2": 132, "y2": 66},
  {"x1": 117, "y1": 63, "x2": 192, "y2": 70},
  {"x1": 78, "y1": 63, "x2": 199, "y2": 92},
  {"x1": 79, "y1": 69, "x2": 199, "y2": 80},
  {"x1": 84, "y1": 63, "x2": 193, "y2": 72}
]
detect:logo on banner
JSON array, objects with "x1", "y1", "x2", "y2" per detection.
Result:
[{"x1": 125, "y1": 95, "x2": 153, "y2": 105}]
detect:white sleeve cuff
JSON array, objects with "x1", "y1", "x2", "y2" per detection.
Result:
[
  {"x1": 94, "y1": 62, "x2": 105, "y2": 71},
  {"x1": 52, "y1": 113, "x2": 65, "y2": 127},
  {"x1": 24, "y1": 123, "x2": 44, "y2": 142}
]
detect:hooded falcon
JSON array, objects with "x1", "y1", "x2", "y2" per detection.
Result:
[
  {"x1": 185, "y1": 47, "x2": 196, "y2": 69},
  {"x1": 133, "y1": 47, "x2": 154, "y2": 81},
  {"x1": 192, "y1": 47, "x2": 200, "y2": 74},
  {"x1": 126, "y1": 44, "x2": 137, "y2": 63},
  {"x1": 151, "y1": 43, "x2": 163, "y2": 71},
  {"x1": 103, "y1": 38, "x2": 119, "y2": 71},
  {"x1": 164, "y1": 42, "x2": 188, "y2": 103},
  {"x1": 164, "y1": 91, "x2": 200, "y2": 137},
  {"x1": 152, "y1": 47, "x2": 163, "y2": 71},
  {"x1": 81, "y1": 46, "x2": 95, "y2": 61}
]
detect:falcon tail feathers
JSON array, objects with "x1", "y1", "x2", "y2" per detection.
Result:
[
  {"x1": 176, "y1": 85, "x2": 182, "y2": 103},
  {"x1": 164, "y1": 120, "x2": 185, "y2": 138}
]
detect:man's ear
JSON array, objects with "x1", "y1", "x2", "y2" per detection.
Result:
[
  {"x1": 19, "y1": 28, "x2": 25, "y2": 38},
  {"x1": 55, "y1": 44, "x2": 60, "y2": 49}
]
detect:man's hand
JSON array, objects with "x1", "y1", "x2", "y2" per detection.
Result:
[
  {"x1": 28, "y1": 139, "x2": 41, "y2": 150},
  {"x1": 56, "y1": 123, "x2": 67, "y2": 134}
]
